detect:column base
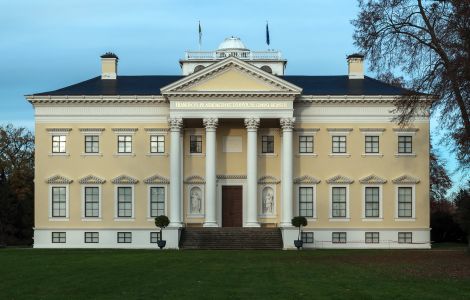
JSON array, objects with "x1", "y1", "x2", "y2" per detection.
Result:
[
  {"x1": 168, "y1": 222, "x2": 183, "y2": 228},
  {"x1": 203, "y1": 222, "x2": 219, "y2": 228},
  {"x1": 244, "y1": 222, "x2": 261, "y2": 228}
]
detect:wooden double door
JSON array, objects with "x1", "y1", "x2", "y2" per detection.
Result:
[{"x1": 222, "y1": 186, "x2": 243, "y2": 227}]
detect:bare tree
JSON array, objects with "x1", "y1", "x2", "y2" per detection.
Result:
[{"x1": 352, "y1": 0, "x2": 470, "y2": 168}]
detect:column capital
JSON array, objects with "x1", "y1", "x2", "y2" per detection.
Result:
[
  {"x1": 280, "y1": 117, "x2": 296, "y2": 130},
  {"x1": 244, "y1": 117, "x2": 260, "y2": 130},
  {"x1": 203, "y1": 118, "x2": 219, "y2": 130},
  {"x1": 168, "y1": 118, "x2": 183, "y2": 130}
]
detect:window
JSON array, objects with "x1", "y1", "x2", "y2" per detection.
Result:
[
  {"x1": 365, "y1": 232, "x2": 379, "y2": 244},
  {"x1": 365, "y1": 187, "x2": 380, "y2": 218},
  {"x1": 365, "y1": 136, "x2": 379, "y2": 153},
  {"x1": 52, "y1": 187, "x2": 67, "y2": 217},
  {"x1": 117, "y1": 187, "x2": 133, "y2": 218},
  {"x1": 261, "y1": 136, "x2": 274, "y2": 154},
  {"x1": 398, "y1": 232, "x2": 412, "y2": 244},
  {"x1": 299, "y1": 136, "x2": 313, "y2": 153},
  {"x1": 117, "y1": 232, "x2": 132, "y2": 243},
  {"x1": 332, "y1": 187, "x2": 347, "y2": 218},
  {"x1": 117, "y1": 135, "x2": 132, "y2": 153},
  {"x1": 332, "y1": 136, "x2": 346, "y2": 153},
  {"x1": 150, "y1": 187, "x2": 165, "y2": 217},
  {"x1": 194, "y1": 65, "x2": 205, "y2": 72},
  {"x1": 301, "y1": 232, "x2": 314, "y2": 244},
  {"x1": 84, "y1": 187, "x2": 100, "y2": 218},
  {"x1": 299, "y1": 187, "x2": 314, "y2": 217},
  {"x1": 332, "y1": 232, "x2": 346, "y2": 243},
  {"x1": 150, "y1": 135, "x2": 165, "y2": 153},
  {"x1": 398, "y1": 136, "x2": 412, "y2": 153},
  {"x1": 52, "y1": 135, "x2": 66, "y2": 153},
  {"x1": 150, "y1": 232, "x2": 161, "y2": 243},
  {"x1": 190, "y1": 135, "x2": 202, "y2": 153},
  {"x1": 52, "y1": 232, "x2": 66, "y2": 243},
  {"x1": 398, "y1": 187, "x2": 413, "y2": 218},
  {"x1": 85, "y1": 135, "x2": 99, "y2": 153},
  {"x1": 260, "y1": 65, "x2": 272, "y2": 74},
  {"x1": 85, "y1": 232, "x2": 99, "y2": 243}
]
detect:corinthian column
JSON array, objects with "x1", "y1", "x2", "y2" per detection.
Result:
[
  {"x1": 244, "y1": 117, "x2": 261, "y2": 227},
  {"x1": 280, "y1": 117, "x2": 295, "y2": 227},
  {"x1": 203, "y1": 118, "x2": 218, "y2": 227},
  {"x1": 168, "y1": 117, "x2": 183, "y2": 227}
]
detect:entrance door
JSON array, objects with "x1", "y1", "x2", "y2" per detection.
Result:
[{"x1": 222, "y1": 186, "x2": 243, "y2": 227}]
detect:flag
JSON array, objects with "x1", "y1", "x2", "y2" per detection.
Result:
[
  {"x1": 266, "y1": 21, "x2": 270, "y2": 46},
  {"x1": 198, "y1": 21, "x2": 202, "y2": 47}
]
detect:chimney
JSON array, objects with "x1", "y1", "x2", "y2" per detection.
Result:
[
  {"x1": 347, "y1": 53, "x2": 364, "y2": 79},
  {"x1": 100, "y1": 52, "x2": 118, "y2": 79}
]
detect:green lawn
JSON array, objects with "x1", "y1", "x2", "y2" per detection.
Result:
[{"x1": 1, "y1": 248, "x2": 470, "y2": 300}]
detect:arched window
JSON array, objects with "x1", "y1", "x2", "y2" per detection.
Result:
[
  {"x1": 194, "y1": 65, "x2": 205, "y2": 73},
  {"x1": 260, "y1": 65, "x2": 272, "y2": 74}
]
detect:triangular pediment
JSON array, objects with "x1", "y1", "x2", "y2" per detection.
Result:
[
  {"x1": 258, "y1": 175, "x2": 281, "y2": 184},
  {"x1": 392, "y1": 175, "x2": 420, "y2": 184},
  {"x1": 294, "y1": 175, "x2": 321, "y2": 184},
  {"x1": 161, "y1": 56, "x2": 302, "y2": 94},
  {"x1": 79, "y1": 175, "x2": 106, "y2": 184},
  {"x1": 359, "y1": 174, "x2": 387, "y2": 184},
  {"x1": 184, "y1": 175, "x2": 205, "y2": 184},
  {"x1": 326, "y1": 175, "x2": 354, "y2": 184},
  {"x1": 111, "y1": 175, "x2": 139, "y2": 184},
  {"x1": 144, "y1": 174, "x2": 170, "y2": 184},
  {"x1": 46, "y1": 175, "x2": 73, "y2": 184}
]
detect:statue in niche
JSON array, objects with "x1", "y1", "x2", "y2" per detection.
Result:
[
  {"x1": 190, "y1": 188, "x2": 202, "y2": 214},
  {"x1": 262, "y1": 187, "x2": 274, "y2": 214}
]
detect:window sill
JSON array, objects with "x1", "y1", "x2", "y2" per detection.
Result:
[
  {"x1": 395, "y1": 153, "x2": 416, "y2": 157},
  {"x1": 146, "y1": 153, "x2": 168, "y2": 157},
  {"x1": 362, "y1": 218, "x2": 383, "y2": 222},
  {"x1": 113, "y1": 153, "x2": 136, "y2": 157},
  {"x1": 361, "y1": 153, "x2": 383, "y2": 157},
  {"x1": 328, "y1": 153, "x2": 351, "y2": 157},
  {"x1": 296, "y1": 153, "x2": 318, "y2": 157},
  {"x1": 187, "y1": 153, "x2": 205, "y2": 157},
  {"x1": 258, "y1": 214, "x2": 278, "y2": 218},
  {"x1": 329, "y1": 218, "x2": 350, "y2": 222},
  {"x1": 394, "y1": 218, "x2": 416, "y2": 222},
  {"x1": 186, "y1": 214, "x2": 205, "y2": 218},
  {"x1": 114, "y1": 218, "x2": 135, "y2": 222},
  {"x1": 258, "y1": 153, "x2": 277, "y2": 157},
  {"x1": 49, "y1": 153, "x2": 69, "y2": 157},
  {"x1": 81, "y1": 153, "x2": 103, "y2": 157},
  {"x1": 82, "y1": 218, "x2": 102, "y2": 222},
  {"x1": 49, "y1": 218, "x2": 69, "y2": 221}
]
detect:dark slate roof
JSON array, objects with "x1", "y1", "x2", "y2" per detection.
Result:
[{"x1": 31, "y1": 75, "x2": 411, "y2": 96}]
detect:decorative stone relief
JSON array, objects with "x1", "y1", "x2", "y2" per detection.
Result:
[
  {"x1": 326, "y1": 175, "x2": 354, "y2": 184},
  {"x1": 168, "y1": 118, "x2": 183, "y2": 130},
  {"x1": 244, "y1": 117, "x2": 260, "y2": 130},
  {"x1": 189, "y1": 186, "x2": 203, "y2": 214},
  {"x1": 79, "y1": 175, "x2": 106, "y2": 184},
  {"x1": 359, "y1": 174, "x2": 387, "y2": 184},
  {"x1": 111, "y1": 175, "x2": 139, "y2": 184},
  {"x1": 392, "y1": 175, "x2": 420, "y2": 184},
  {"x1": 262, "y1": 187, "x2": 275, "y2": 215},
  {"x1": 280, "y1": 117, "x2": 296, "y2": 130},
  {"x1": 203, "y1": 118, "x2": 218, "y2": 129},
  {"x1": 293, "y1": 175, "x2": 321, "y2": 184},
  {"x1": 144, "y1": 174, "x2": 170, "y2": 184},
  {"x1": 46, "y1": 175, "x2": 73, "y2": 184}
]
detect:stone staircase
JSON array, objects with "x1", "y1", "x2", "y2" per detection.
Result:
[{"x1": 180, "y1": 227, "x2": 283, "y2": 250}]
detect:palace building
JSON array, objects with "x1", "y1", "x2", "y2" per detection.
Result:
[{"x1": 27, "y1": 37, "x2": 431, "y2": 249}]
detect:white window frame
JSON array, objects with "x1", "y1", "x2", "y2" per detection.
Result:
[
  {"x1": 80, "y1": 129, "x2": 103, "y2": 157},
  {"x1": 329, "y1": 184, "x2": 350, "y2": 221},
  {"x1": 113, "y1": 129, "x2": 137, "y2": 156},
  {"x1": 395, "y1": 184, "x2": 416, "y2": 221},
  {"x1": 114, "y1": 185, "x2": 135, "y2": 221},
  {"x1": 147, "y1": 185, "x2": 168, "y2": 220},
  {"x1": 362, "y1": 184, "x2": 383, "y2": 221},
  {"x1": 48, "y1": 184, "x2": 70, "y2": 221},
  {"x1": 81, "y1": 184, "x2": 102, "y2": 221},
  {"x1": 258, "y1": 129, "x2": 278, "y2": 156},
  {"x1": 327, "y1": 129, "x2": 352, "y2": 157},
  {"x1": 48, "y1": 130, "x2": 70, "y2": 156},
  {"x1": 361, "y1": 130, "x2": 384, "y2": 157},
  {"x1": 295, "y1": 184, "x2": 317, "y2": 221},
  {"x1": 145, "y1": 128, "x2": 168, "y2": 156},
  {"x1": 295, "y1": 128, "x2": 319, "y2": 157},
  {"x1": 394, "y1": 131, "x2": 417, "y2": 157}
]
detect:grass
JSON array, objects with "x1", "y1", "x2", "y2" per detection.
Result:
[{"x1": 1, "y1": 248, "x2": 470, "y2": 300}]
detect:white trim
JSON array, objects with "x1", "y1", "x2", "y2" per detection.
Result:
[
  {"x1": 361, "y1": 184, "x2": 383, "y2": 220},
  {"x1": 395, "y1": 184, "x2": 416, "y2": 219},
  {"x1": 186, "y1": 184, "x2": 205, "y2": 218},
  {"x1": 296, "y1": 131, "x2": 317, "y2": 157},
  {"x1": 328, "y1": 153, "x2": 351, "y2": 157},
  {"x1": 294, "y1": 184, "x2": 317, "y2": 221},
  {"x1": 114, "y1": 184, "x2": 135, "y2": 220},
  {"x1": 81, "y1": 184, "x2": 102, "y2": 220},
  {"x1": 395, "y1": 153, "x2": 417, "y2": 157},
  {"x1": 48, "y1": 184, "x2": 70, "y2": 221},
  {"x1": 328, "y1": 184, "x2": 350, "y2": 220},
  {"x1": 147, "y1": 184, "x2": 168, "y2": 219}
]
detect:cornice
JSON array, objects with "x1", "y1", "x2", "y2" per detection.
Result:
[
  {"x1": 26, "y1": 95, "x2": 167, "y2": 105},
  {"x1": 297, "y1": 95, "x2": 434, "y2": 104},
  {"x1": 216, "y1": 175, "x2": 247, "y2": 180},
  {"x1": 184, "y1": 175, "x2": 206, "y2": 184}
]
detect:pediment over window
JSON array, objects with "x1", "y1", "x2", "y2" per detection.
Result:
[
  {"x1": 111, "y1": 175, "x2": 139, "y2": 184},
  {"x1": 293, "y1": 175, "x2": 321, "y2": 184},
  {"x1": 161, "y1": 56, "x2": 302, "y2": 96},
  {"x1": 144, "y1": 174, "x2": 170, "y2": 184},
  {"x1": 79, "y1": 175, "x2": 106, "y2": 184},
  {"x1": 258, "y1": 175, "x2": 280, "y2": 184},
  {"x1": 359, "y1": 174, "x2": 387, "y2": 184},
  {"x1": 392, "y1": 175, "x2": 420, "y2": 184},
  {"x1": 46, "y1": 175, "x2": 73, "y2": 184},
  {"x1": 326, "y1": 175, "x2": 354, "y2": 184},
  {"x1": 184, "y1": 175, "x2": 205, "y2": 184}
]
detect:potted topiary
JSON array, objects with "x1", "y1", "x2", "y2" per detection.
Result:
[
  {"x1": 154, "y1": 215, "x2": 170, "y2": 250},
  {"x1": 291, "y1": 216, "x2": 308, "y2": 250}
]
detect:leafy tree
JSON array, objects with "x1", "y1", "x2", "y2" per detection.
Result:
[
  {"x1": 0, "y1": 124, "x2": 34, "y2": 245},
  {"x1": 154, "y1": 215, "x2": 170, "y2": 241},
  {"x1": 353, "y1": 0, "x2": 470, "y2": 169},
  {"x1": 291, "y1": 216, "x2": 307, "y2": 241},
  {"x1": 430, "y1": 145, "x2": 452, "y2": 205},
  {"x1": 454, "y1": 182, "x2": 470, "y2": 250}
]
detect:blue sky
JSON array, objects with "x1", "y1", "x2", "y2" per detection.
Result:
[{"x1": 0, "y1": 0, "x2": 466, "y2": 192}]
